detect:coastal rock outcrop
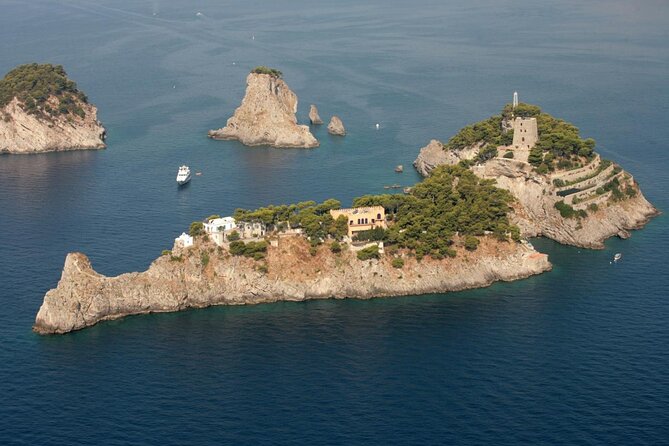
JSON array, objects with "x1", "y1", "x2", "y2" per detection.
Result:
[
  {"x1": 471, "y1": 158, "x2": 658, "y2": 248},
  {"x1": 0, "y1": 64, "x2": 106, "y2": 154},
  {"x1": 327, "y1": 116, "x2": 346, "y2": 136},
  {"x1": 413, "y1": 100, "x2": 659, "y2": 248},
  {"x1": 309, "y1": 104, "x2": 323, "y2": 125},
  {"x1": 415, "y1": 144, "x2": 658, "y2": 248},
  {"x1": 34, "y1": 237, "x2": 550, "y2": 335},
  {"x1": 208, "y1": 72, "x2": 318, "y2": 148}
]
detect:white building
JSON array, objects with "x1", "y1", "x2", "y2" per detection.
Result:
[
  {"x1": 174, "y1": 232, "x2": 193, "y2": 248},
  {"x1": 204, "y1": 217, "x2": 237, "y2": 234},
  {"x1": 203, "y1": 217, "x2": 237, "y2": 246}
]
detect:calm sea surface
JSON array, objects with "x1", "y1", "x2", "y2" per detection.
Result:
[{"x1": 1, "y1": 0, "x2": 668, "y2": 444}]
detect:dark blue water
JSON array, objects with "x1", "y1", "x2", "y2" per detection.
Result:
[{"x1": 1, "y1": 0, "x2": 668, "y2": 444}]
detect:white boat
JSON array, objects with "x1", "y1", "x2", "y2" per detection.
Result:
[
  {"x1": 176, "y1": 165, "x2": 191, "y2": 185},
  {"x1": 614, "y1": 253, "x2": 622, "y2": 262}
]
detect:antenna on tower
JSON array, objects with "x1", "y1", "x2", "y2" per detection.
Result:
[{"x1": 513, "y1": 91, "x2": 518, "y2": 109}]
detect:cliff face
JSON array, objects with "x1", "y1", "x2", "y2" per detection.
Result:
[
  {"x1": 414, "y1": 142, "x2": 659, "y2": 248},
  {"x1": 208, "y1": 73, "x2": 318, "y2": 148},
  {"x1": 34, "y1": 236, "x2": 550, "y2": 335},
  {"x1": 413, "y1": 139, "x2": 481, "y2": 177},
  {"x1": 472, "y1": 158, "x2": 658, "y2": 248},
  {"x1": 0, "y1": 97, "x2": 106, "y2": 154}
]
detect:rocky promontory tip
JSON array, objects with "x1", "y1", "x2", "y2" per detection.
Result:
[
  {"x1": 327, "y1": 115, "x2": 346, "y2": 136},
  {"x1": 208, "y1": 68, "x2": 318, "y2": 149},
  {"x1": 309, "y1": 104, "x2": 323, "y2": 125},
  {"x1": 0, "y1": 63, "x2": 106, "y2": 154}
]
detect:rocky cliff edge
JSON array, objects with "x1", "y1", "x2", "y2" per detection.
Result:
[
  {"x1": 34, "y1": 236, "x2": 550, "y2": 334},
  {"x1": 0, "y1": 97, "x2": 106, "y2": 154}
]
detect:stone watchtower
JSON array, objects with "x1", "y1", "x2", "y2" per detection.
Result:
[
  {"x1": 509, "y1": 91, "x2": 539, "y2": 150},
  {"x1": 511, "y1": 117, "x2": 538, "y2": 150}
]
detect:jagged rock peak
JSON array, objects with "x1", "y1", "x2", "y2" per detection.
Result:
[
  {"x1": 309, "y1": 104, "x2": 323, "y2": 125},
  {"x1": 207, "y1": 70, "x2": 319, "y2": 149}
]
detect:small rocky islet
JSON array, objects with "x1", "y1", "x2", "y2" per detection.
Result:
[
  {"x1": 13, "y1": 66, "x2": 655, "y2": 334},
  {"x1": 0, "y1": 63, "x2": 105, "y2": 154}
]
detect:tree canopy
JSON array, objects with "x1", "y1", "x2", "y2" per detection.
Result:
[
  {"x1": 0, "y1": 63, "x2": 88, "y2": 119},
  {"x1": 252, "y1": 66, "x2": 283, "y2": 78}
]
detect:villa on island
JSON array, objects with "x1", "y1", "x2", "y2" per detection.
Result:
[
  {"x1": 330, "y1": 206, "x2": 387, "y2": 237},
  {"x1": 202, "y1": 216, "x2": 267, "y2": 246},
  {"x1": 204, "y1": 217, "x2": 237, "y2": 245}
]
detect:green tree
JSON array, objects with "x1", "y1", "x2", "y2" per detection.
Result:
[
  {"x1": 357, "y1": 245, "x2": 380, "y2": 261},
  {"x1": 464, "y1": 235, "x2": 480, "y2": 251},
  {"x1": 189, "y1": 221, "x2": 204, "y2": 237}
]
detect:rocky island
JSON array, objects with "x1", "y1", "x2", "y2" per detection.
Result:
[
  {"x1": 414, "y1": 100, "x2": 659, "y2": 248},
  {"x1": 208, "y1": 67, "x2": 318, "y2": 148},
  {"x1": 34, "y1": 166, "x2": 550, "y2": 334},
  {"x1": 0, "y1": 63, "x2": 106, "y2": 154}
]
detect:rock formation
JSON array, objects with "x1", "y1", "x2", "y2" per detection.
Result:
[
  {"x1": 414, "y1": 142, "x2": 658, "y2": 248},
  {"x1": 327, "y1": 116, "x2": 346, "y2": 136},
  {"x1": 34, "y1": 236, "x2": 550, "y2": 335},
  {"x1": 0, "y1": 64, "x2": 106, "y2": 154},
  {"x1": 309, "y1": 104, "x2": 323, "y2": 125},
  {"x1": 471, "y1": 158, "x2": 658, "y2": 248},
  {"x1": 208, "y1": 72, "x2": 318, "y2": 148}
]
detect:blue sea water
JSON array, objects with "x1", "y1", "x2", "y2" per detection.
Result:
[{"x1": 1, "y1": 0, "x2": 668, "y2": 444}]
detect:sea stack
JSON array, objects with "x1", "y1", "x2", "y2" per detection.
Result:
[
  {"x1": 309, "y1": 104, "x2": 323, "y2": 125},
  {"x1": 327, "y1": 115, "x2": 346, "y2": 136},
  {"x1": 208, "y1": 67, "x2": 319, "y2": 148},
  {"x1": 0, "y1": 63, "x2": 106, "y2": 154}
]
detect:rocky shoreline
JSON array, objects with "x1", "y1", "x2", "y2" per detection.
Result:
[{"x1": 33, "y1": 236, "x2": 550, "y2": 335}]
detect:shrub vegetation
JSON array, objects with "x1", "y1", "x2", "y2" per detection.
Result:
[
  {"x1": 229, "y1": 240, "x2": 268, "y2": 260},
  {"x1": 357, "y1": 245, "x2": 380, "y2": 261},
  {"x1": 252, "y1": 66, "x2": 283, "y2": 78},
  {"x1": 0, "y1": 63, "x2": 88, "y2": 119}
]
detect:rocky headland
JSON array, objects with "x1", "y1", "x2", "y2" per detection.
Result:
[
  {"x1": 0, "y1": 63, "x2": 106, "y2": 154},
  {"x1": 208, "y1": 67, "x2": 318, "y2": 148},
  {"x1": 33, "y1": 236, "x2": 550, "y2": 335},
  {"x1": 413, "y1": 103, "x2": 659, "y2": 248}
]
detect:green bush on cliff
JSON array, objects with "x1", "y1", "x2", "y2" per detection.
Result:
[
  {"x1": 464, "y1": 235, "x2": 480, "y2": 251},
  {"x1": 189, "y1": 221, "x2": 205, "y2": 237},
  {"x1": 229, "y1": 240, "x2": 268, "y2": 260},
  {"x1": 252, "y1": 66, "x2": 283, "y2": 78},
  {"x1": 391, "y1": 257, "x2": 405, "y2": 269},
  {"x1": 0, "y1": 63, "x2": 88, "y2": 119},
  {"x1": 357, "y1": 245, "x2": 380, "y2": 261}
]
